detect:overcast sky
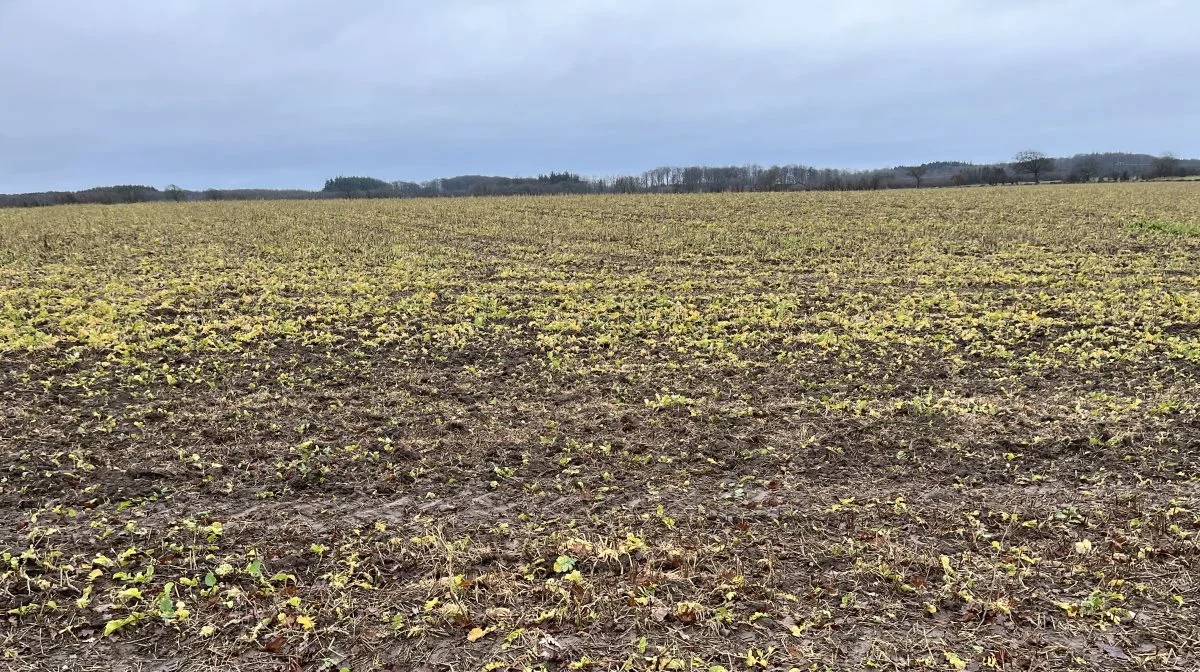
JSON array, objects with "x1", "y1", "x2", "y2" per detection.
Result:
[{"x1": 1, "y1": 0, "x2": 1197, "y2": 192}]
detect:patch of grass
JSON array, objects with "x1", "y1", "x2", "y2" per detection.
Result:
[{"x1": 1128, "y1": 218, "x2": 1200, "y2": 236}]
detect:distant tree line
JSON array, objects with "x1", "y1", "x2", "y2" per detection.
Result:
[
  {"x1": 3, "y1": 152, "x2": 1197, "y2": 208},
  {"x1": 323, "y1": 176, "x2": 392, "y2": 195},
  {"x1": 0, "y1": 185, "x2": 328, "y2": 207}
]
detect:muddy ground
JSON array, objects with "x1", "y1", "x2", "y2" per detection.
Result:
[{"x1": 1, "y1": 186, "x2": 1199, "y2": 670}]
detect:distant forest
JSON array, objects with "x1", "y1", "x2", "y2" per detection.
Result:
[{"x1": 2, "y1": 152, "x2": 1197, "y2": 208}]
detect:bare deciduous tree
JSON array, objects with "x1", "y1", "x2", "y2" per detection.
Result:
[
  {"x1": 1151, "y1": 153, "x2": 1181, "y2": 179},
  {"x1": 1012, "y1": 150, "x2": 1055, "y2": 185},
  {"x1": 905, "y1": 165, "x2": 928, "y2": 188}
]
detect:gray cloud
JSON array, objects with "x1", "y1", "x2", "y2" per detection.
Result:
[{"x1": 1, "y1": 0, "x2": 1197, "y2": 191}]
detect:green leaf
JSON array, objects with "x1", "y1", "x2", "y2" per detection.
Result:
[
  {"x1": 553, "y1": 555, "x2": 576, "y2": 573},
  {"x1": 204, "y1": 572, "x2": 217, "y2": 587},
  {"x1": 157, "y1": 581, "x2": 176, "y2": 619},
  {"x1": 158, "y1": 593, "x2": 176, "y2": 620}
]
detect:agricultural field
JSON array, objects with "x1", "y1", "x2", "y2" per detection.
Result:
[{"x1": 2, "y1": 183, "x2": 1200, "y2": 671}]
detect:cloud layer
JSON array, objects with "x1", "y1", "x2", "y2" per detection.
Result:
[{"x1": 1, "y1": 0, "x2": 1197, "y2": 191}]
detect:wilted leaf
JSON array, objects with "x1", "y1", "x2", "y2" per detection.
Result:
[
  {"x1": 103, "y1": 615, "x2": 138, "y2": 637},
  {"x1": 939, "y1": 555, "x2": 956, "y2": 578},
  {"x1": 262, "y1": 635, "x2": 285, "y2": 652}
]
